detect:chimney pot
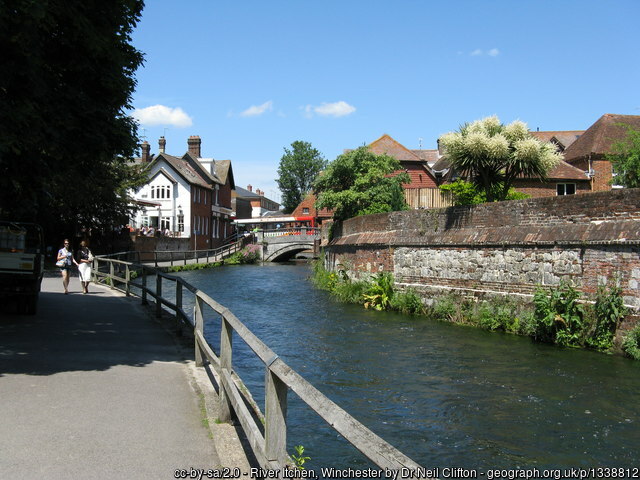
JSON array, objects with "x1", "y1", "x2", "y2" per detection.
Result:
[
  {"x1": 140, "y1": 141, "x2": 151, "y2": 163},
  {"x1": 247, "y1": 184, "x2": 252, "y2": 192},
  {"x1": 187, "y1": 135, "x2": 202, "y2": 158},
  {"x1": 159, "y1": 136, "x2": 166, "y2": 154}
]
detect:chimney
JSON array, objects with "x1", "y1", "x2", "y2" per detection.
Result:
[
  {"x1": 140, "y1": 141, "x2": 151, "y2": 163},
  {"x1": 247, "y1": 184, "x2": 253, "y2": 192},
  {"x1": 187, "y1": 135, "x2": 201, "y2": 157},
  {"x1": 159, "y1": 136, "x2": 166, "y2": 154}
]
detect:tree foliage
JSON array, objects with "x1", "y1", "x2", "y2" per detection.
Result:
[
  {"x1": 440, "y1": 179, "x2": 530, "y2": 206},
  {"x1": 439, "y1": 116, "x2": 562, "y2": 202},
  {"x1": 0, "y1": 0, "x2": 146, "y2": 241},
  {"x1": 313, "y1": 147, "x2": 409, "y2": 221},
  {"x1": 276, "y1": 141, "x2": 326, "y2": 213},
  {"x1": 607, "y1": 125, "x2": 640, "y2": 188}
]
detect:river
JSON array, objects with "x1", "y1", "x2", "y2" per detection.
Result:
[{"x1": 171, "y1": 262, "x2": 639, "y2": 472}]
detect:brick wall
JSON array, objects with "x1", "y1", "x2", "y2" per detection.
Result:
[
  {"x1": 513, "y1": 180, "x2": 591, "y2": 198},
  {"x1": 326, "y1": 189, "x2": 640, "y2": 307}
]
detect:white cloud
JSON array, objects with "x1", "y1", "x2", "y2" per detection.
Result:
[
  {"x1": 240, "y1": 101, "x2": 273, "y2": 117},
  {"x1": 304, "y1": 101, "x2": 356, "y2": 118},
  {"x1": 133, "y1": 105, "x2": 193, "y2": 128},
  {"x1": 470, "y1": 48, "x2": 500, "y2": 57}
]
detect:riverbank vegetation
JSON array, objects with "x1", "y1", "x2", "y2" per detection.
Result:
[
  {"x1": 312, "y1": 259, "x2": 638, "y2": 358},
  {"x1": 165, "y1": 245, "x2": 261, "y2": 272}
]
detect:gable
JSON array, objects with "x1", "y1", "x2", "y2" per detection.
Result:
[
  {"x1": 367, "y1": 134, "x2": 422, "y2": 162},
  {"x1": 564, "y1": 114, "x2": 640, "y2": 161}
]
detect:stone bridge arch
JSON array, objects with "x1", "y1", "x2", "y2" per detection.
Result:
[{"x1": 263, "y1": 242, "x2": 315, "y2": 262}]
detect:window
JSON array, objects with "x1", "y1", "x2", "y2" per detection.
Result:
[
  {"x1": 177, "y1": 215, "x2": 184, "y2": 233},
  {"x1": 160, "y1": 217, "x2": 170, "y2": 231},
  {"x1": 215, "y1": 185, "x2": 219, "y2": 206},
  {"x1": 557, "y1": 183, "x2": 576, "y2": 196},
  {"x1": 302, "y1": 208, "x2": 309, "y2": 215},
  {"x1": 150, "y1": 186, "x2": 155, "y2": 199}
]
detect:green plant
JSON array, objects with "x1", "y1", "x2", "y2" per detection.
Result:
[
  {"x1": 586, "y1": 282, "x2": 628, "y2": 352},
  {"x1": 533, "y1": 282, "x2": 585, "y2": 347},
  {"x1": 390, "y1": 288, "x2": 424, "y2": 315},
  {"x1": 362, "y1": 272, "x2": 395, "y2": 311},
  {"x1": 622, "y1": 324, "x2": 640, "y2": 360},
  {"x1": 225, "y1": 244, "x2": 261, "y2": 265},
  {"x1": 291, "y1": 445, "x2": 310, "y2": 470}
]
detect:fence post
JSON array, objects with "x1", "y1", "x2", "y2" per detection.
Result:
[
  {"x1": 109, "y1": 262, "x2": 115, "y2": 290},
  {"x1": 194, "y1": 295, "x2": 204, "y2": 367},
  {"x1": 155, "y1": 274, "x2": 162, "y2": 318},
  {"x1": 141, "y1": 267, "x2": 148, "y2": 305},
  {"x1": 175, "y1": 282, "x2": 183, "y2": 334},
  {"x1": 265, "y1": 367, "x2": 288, "y2": 465},
  {"x1": 170, "y1": 251, "x2": 174, "y2": 267},
  {"x1": 125, "y1": 264, "x2": 130, "y2": 297},
  {"x1": 218, "y1": 315, "x2": 233, "y2": 423}
]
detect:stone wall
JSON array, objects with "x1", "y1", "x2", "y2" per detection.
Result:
[{"x1": 325, "y1": 189, "x2": 640, "y2": 308}]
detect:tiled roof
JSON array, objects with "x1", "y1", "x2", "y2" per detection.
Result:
[
  {"x1": 545, "y1": 160, "x2": 590, "y2": 181},
  {"x1": 530, "y1": 130, "x2": 584, "y2": 150},
  {"x1": 367, "y1": 134, "x2": 422, "y2": 161},
  {"x1": 152, "y1": 153, "x2": 211, "y2": 188},
  {"x1": 214, "y1": 160, "x2": 234, "y2": 188},
  {"x1": 411, "y1": 149, "x2": 440, "y2": 164},
  {"x1": 563, "y1": 114, "x2": 640, "y2": 161}
]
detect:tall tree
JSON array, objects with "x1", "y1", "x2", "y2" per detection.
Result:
[
  {"x1": 607, "y1": 125, "x2": 640, "y2": 188},
  {"x1": 439, "y1": 116, "x2": 562, "y2": 202},
  {"x1": 0, "y1": 0, "x2": 145, "y2": 240},
  {"x1": 276, "y1": 141, "x2": 326, "y2": 213},
  {"x1": 314, "y1": 147, "x2": 409, "y2": 221}
]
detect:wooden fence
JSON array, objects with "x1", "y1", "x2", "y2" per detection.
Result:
[
  {"x1": 92, "y1": 256, "x2": 427, "y2": 473},
  {"x1": 404, "y1": 188, "x2": 453, "y2": 210}
]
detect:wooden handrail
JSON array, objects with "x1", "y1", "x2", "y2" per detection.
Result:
[{"x1": 92, "y1": 256, "x2": 428, "y2": 474}]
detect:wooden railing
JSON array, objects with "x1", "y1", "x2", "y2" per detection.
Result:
[
  {"x1": 101, "y1": 235, "x2": 252, "y2": 268},
  {"x1": 92, "y1": 256, "x2": 426, "y2": 473}
]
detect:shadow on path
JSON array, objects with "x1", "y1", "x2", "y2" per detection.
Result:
[{"x1": 0, "y1": 276, "x2": 184, "y2": 376}]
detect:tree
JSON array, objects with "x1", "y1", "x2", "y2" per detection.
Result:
[
  {"x1": 276, "y1": 141, "x2": 326, "y2": 213},
  {"x1": 438, "y1": 116, "x2": 562, "y2": 202},
  {"x1": 607, "y1": 125, "x2": 640, "y2": 188},
  {"x1": 314, "y1": 147, "x2": 409, "y2": 221},
  {"x1": 0, "y1": 0, "x2": 145, "y2": 241}
]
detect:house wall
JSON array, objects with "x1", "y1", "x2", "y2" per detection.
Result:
[
  {"x1": 132, "y1": 166, "x2": 191, "y2": 235},
  {"x1": 398, "y1": 162, "x2": 438, "y2": 189},
  {"x1": 513, "y1": 180, "x2": 592, "y2": 197},
  {"x1": 325, "y1": 189, "x2": 640, "y2": 308},
  {"x1": 191, "y1": 186, "x2": 211, "y2": 250}
]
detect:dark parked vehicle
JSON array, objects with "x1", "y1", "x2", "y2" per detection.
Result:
[{"x1": 0, "y1": 221, "x2": 45, "y2": 314}]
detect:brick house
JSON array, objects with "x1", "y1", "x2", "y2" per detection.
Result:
[
  {"x1": 364, "y1": 134, "x2": 440, "y2": 189},
  {"x1": 562, "y1": 113, "x2": 640, "y2": 192},
  {"x1": 232, "y1": 185, "x2": 280, "y2": 219},
  {"x1": 131, "y1": 136, "x2": 235, "y2": 250}
]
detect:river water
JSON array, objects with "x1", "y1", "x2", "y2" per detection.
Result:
[{"x1": 171, "y1": 262, "x2": 639, "y2": 472}]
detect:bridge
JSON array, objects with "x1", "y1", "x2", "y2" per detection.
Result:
[{"x1": 255, "y1": 227, "x2": 320, "y2": 262}]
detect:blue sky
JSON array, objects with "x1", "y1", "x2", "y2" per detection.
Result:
[{"x1": 131, "y1": 0, "x2": 640, "y2": 203}]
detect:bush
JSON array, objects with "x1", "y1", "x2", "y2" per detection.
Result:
[
  {"x1": 362, "y1": 272, "x2": 395, "y2": 311},
  {"x1": 225, "y1": 244, "x2": 261, "y2": 265},
  {"x1": 622, "y1": 325, "x2": 640, "y2": 360},
  {"x1": 533, "y1": 282, "x2": 584, "y2": 347},
  {"x1": 390, "y1": 288, "x2": 424, "y2": 315},
  {"x1": 586, "y1": 282, "x2": 628, "y2": 352}
]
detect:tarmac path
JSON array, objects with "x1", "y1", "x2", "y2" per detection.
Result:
[{"x1": 0, "y1": 273, "x2": 229, "y2": 479}]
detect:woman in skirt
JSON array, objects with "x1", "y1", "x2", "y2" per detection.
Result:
[{"x1": 76, "y1": 240, "x2": 93, "y2": 294}]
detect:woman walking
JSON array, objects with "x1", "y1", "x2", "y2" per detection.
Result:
[
  {"x1": 76, "y1": 240, "x2": 93, "y2": 294},
  {"x1": 56, "y1": 239, "x2": 78, "y2": 294}
]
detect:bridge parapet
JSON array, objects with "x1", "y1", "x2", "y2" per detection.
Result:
[{"x1": 255, "y1": 228, "x2": 320, "y2": 261}]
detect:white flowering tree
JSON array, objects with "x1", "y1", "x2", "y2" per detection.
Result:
[{"x1": 439, "y1": 116, "x2": 562, "y2": 202}]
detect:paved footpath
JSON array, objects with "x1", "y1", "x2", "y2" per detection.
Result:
[{"x1": 0, "y1": 273, "x2": 242, "y2": 479}]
